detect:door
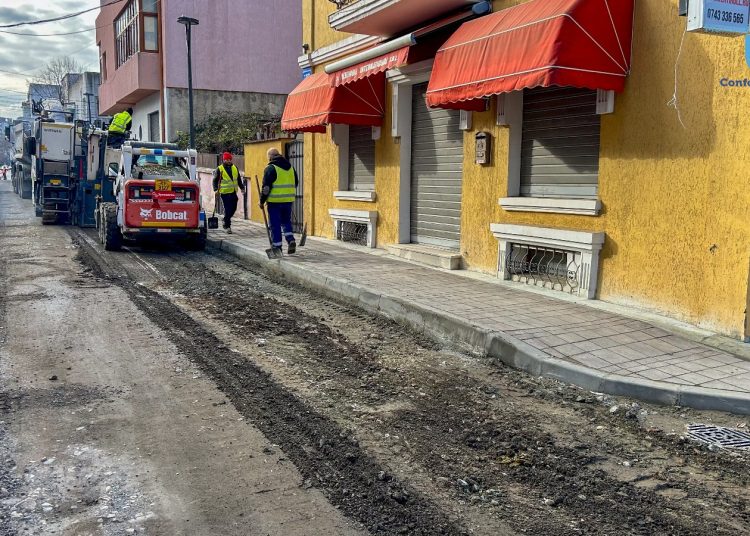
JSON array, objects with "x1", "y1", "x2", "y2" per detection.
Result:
[
  {"x1": 148, "y1": 111, "x2": 160, "y2": 142},
  {"x1": 285, "y1": 139, "x2": 304, "y2": 233},
  {"x1": 410, "y1": 83, "x2": 464, "y2": 250}
]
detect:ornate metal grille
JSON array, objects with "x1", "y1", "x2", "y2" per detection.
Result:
[
  {"x1": 505, "y1": 244, "x2": 580, "y2": 293},
  {"x1": 329, "y1": 0, "x2": 358, "y2": 7},
  {"x1": 337, "y1": 221, "x2": 368, "y2": 246}
]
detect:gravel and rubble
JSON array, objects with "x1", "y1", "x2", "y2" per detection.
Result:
[{"x1": 68, "y1": 234, "x2": 750, "y2": 536}]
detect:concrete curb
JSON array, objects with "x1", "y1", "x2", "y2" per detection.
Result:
[{"x1": 207, "y1": 237, "x2": 750, "y2": 415}]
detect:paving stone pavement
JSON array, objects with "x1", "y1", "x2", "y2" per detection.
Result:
[{"x1": 210, "y1": 220, "x2": 750, "y2": 409}]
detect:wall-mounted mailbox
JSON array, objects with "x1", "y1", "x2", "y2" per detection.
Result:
[{"x1": 475, "y1": 131, "x2": 491, "y2": 165}]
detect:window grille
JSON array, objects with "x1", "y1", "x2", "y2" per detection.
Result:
[
  {"x1": 115, "y1": 1, "x2": 140, "y2": 67},
  {"x1": 337, "y1": 221, "x2": 368, "y2": 246},
  {"x1": 505, "y1": 244, "x2": 581, "y2": 293}
]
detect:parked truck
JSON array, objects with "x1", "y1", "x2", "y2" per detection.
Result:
[
  {"x1": 97, "y1": 141, "x2": 207, "y2": 251},
  {"x1": 11, "y1": 122, "x2": 33, "y2": 199},
  {"x1": 29, "y1": 117, "x2": 77, "y2": 224}
]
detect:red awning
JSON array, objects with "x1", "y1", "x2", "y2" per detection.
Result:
[
  {"x1": 331, "y1": 46, "x2": 409, "y2": 87},
  {"x1": 281, "y1": 72, "x2": 385, "y2": 133},
  {"x1": 426, "y1": 0, "x2": 635, "y2": 110}
]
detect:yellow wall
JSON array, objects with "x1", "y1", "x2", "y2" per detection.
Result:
[
  {"x1": 243, "y1": 139, "x2": 294, "y2": 224},
  {"x1": 303, "y1": 0, "x2": 750, "y2": 338}
]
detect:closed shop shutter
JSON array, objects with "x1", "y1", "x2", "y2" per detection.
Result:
[
  {"x1": 521, "y1": 87, "x2": 600, "y2": 199},
  {"x1": 348, "y1": 125, "x2": 375, "y2": 191},
  {"x1": 410, "y1": 83, "x2": 464, "y2": 250}
]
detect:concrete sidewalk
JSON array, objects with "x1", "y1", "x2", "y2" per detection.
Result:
[{"x1": 208, "y1": 220, "x2": 750, "y2": 415}]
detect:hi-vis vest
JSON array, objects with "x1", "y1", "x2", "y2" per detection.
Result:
[
  {"x1": 108, "y1": 110, "x2": 131, "y2": 134},
  {"x1": 267, "y1": 165, "x2": 295, "y2": 203},
  {"x1": 217, "y1": 164, "x2": 240, "y2": 194}
]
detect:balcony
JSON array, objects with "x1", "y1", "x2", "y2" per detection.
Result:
[
  {"x1": 98, "y1": 51, "x2": 161, "y2": 115},
  {"x1": 329, "y1": 0, "x2": 478, "y2": 37}
]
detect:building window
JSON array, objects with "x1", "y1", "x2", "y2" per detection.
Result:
[
  {"x1": 143, "y1": 15, "x2": 158, "y2": 51},
  {"x1": 142, "y1": 0, "x2": 158, "y2": 52},
  {"x1": 100, "y1": 51, "x2": 107, "y2": 81},
  {"x1": 114, "y1": 0, "x2": 159, "y2": 67},
  {"x1": 520, "y1": 87, "x2": 600, "y2": 200},
  {"x1": 115, "y1": 0, "x2": 139, "y2": 67}
]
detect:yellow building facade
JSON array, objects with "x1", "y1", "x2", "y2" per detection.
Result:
[{"x1": 290, "y1": 0, "x2": 750, "y2": 340}]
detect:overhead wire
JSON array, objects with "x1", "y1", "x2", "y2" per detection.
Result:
[{"x1": 0, "y1": 0, "x2": 126, "y2": 29}]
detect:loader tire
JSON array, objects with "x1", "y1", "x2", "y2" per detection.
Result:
[
  {"x1": 186, "y1": 229, "x2": 207, "y2": 251},
  {"x1": 103, "y1": 204, "x2": 122, "y2": 252}
]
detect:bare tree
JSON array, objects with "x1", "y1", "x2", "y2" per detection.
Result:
[{"x1": 31, "y1": 56, "x2": 85, "y2": 102}]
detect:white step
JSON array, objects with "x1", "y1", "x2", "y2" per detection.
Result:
[{"x1": 385, "y1": 243, "x2": 463, "y2": 270}]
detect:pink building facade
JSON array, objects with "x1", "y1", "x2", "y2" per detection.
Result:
[{"x1": 96, "y1": 0, "x2": 302, "y2": 143}]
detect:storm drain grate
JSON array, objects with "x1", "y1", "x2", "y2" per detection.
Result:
[{"x1": 686, "y1": 424, "x2": 750, "y2": 450}]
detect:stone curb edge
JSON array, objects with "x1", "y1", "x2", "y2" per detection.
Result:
[{"x1": 208, "y1": 237, "x2": 750, "y2": 415}]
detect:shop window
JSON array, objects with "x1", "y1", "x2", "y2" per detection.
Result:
[
  {"x1": 520, "y1": 87, "x2": 600, "y2": 200},
  {"x1": 348, "y1": 125, "x2": 375, "y2": 191},
  {"x1": 332, "y1": 124, "x2": 377, "y2": 202}
]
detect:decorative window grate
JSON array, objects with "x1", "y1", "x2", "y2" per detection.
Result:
[
  {"x1": 329, "y1": 0, "x2": 357, "y2": 8},
  {"x1": 505, "y1": 244, "x2": 581, "y2": 293},
  {"x1": 337, "y1": 221, "x2": 368, "y2": 246}
]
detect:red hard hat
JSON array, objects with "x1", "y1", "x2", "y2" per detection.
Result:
[{"x1": 222, "y1": 152, "x2": 232, "y2": 161}]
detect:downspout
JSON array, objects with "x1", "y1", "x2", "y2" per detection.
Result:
[
  {"x1": 745, "y1": 257, "x2": 750, "y2": 343},
  {"x1": 159, "y1": 0, "x2": 167, "y2": 141},
  {"x1": 309, "y1": 0, "x2": 316, "y2": 235}
]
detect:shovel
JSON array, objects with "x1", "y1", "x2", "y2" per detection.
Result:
[
  {"x1": 207, "y1": 193, "x2": 219, "y2": 229},
  {"x1": 299, "y1": 222, "x2": 307, "y2": 247},
  {"x1": 255, "y1": 176, "x2": 283, "y2": 260}
]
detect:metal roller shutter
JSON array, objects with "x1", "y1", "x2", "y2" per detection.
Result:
[
  {"x1": 521, "y1": 87, "x2": 600, "y2": 199},
  {"x1": 348, "y1": 125, "x2": 375, "y2": 191},
  {"x1": 410, "y1": 83, "x2": 464, "y2": 250}
]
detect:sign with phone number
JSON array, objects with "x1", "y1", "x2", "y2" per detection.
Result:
[{"x1": 688, "y1": 0, "x2": 750, "y2": 35}]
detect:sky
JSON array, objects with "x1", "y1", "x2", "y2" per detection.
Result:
[{"x1": 0, "y1": 1, "x2": 102, "y2": 119}]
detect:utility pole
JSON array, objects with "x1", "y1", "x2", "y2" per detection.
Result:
[{"x1": 177, "y1": 16, "x2": 199, "y2": 149}]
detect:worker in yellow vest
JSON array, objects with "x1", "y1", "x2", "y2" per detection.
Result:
[
  {"x1": 107, "y1": 107, "x2": 132, "y2": 147},
  {"x1": 259, "y1": 147, "x2": 298, "y2": 254},
  {"x1": 212, "y1": 152, "x2": 245, "y2": 234}
]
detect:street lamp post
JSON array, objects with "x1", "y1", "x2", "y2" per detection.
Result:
[{"x1": 177, "y1": 16, "x2": 199, "y2": 149}]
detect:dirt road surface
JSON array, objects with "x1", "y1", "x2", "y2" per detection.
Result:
[{"x1": 1, "y1": 182, "x2": 749, "y2": 535}]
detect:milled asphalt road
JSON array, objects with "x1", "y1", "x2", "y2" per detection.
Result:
[{"x1": 207, "y1": 219, "x2": 750, "y2": 415}]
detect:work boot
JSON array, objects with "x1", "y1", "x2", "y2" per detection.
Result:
[
  {"x1": 272, "y1": 246, "x2": 283, "y2": 256},
  {"x1": 226, "y1": 227, "x2": 233, "y2": 234},
  {"x1": 287, "y1": 241, "x2": 296, "y2": 254}
]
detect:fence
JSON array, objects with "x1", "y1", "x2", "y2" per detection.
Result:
[{"x1": 196, "y1": 153, "x2": 245, "y2": 171}]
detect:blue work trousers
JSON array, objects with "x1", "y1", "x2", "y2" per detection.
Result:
[{"x1": 267, "y1": 202, "x2": 295, "y2": 247}]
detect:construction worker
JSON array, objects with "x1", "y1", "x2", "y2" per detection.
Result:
[
  {"x1": 260, "y1": 147, "x2": 298, "y2": 254},
  {"x1": 107, "y1": 107, "x2": 133, "y2": 147},
  {"x1": 212, "y1": 152, "x2": 245, "y2": 234}
]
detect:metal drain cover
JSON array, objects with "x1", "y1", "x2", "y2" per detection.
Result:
[{"x1": 686, "y1": 424, "x2": 750, "y2": 450}]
